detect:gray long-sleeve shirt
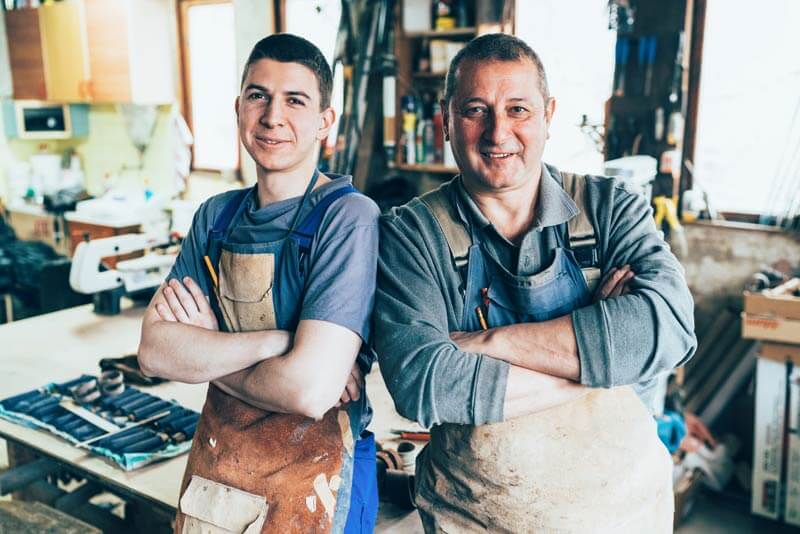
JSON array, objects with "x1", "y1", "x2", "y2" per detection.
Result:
[{"x1": 374, "y1": 164, "x2": 697, "y2": 428}]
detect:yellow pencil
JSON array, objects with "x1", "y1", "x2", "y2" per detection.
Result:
[
  {"x1": 475, "y1": 306, "x2": 489, "y2": 331},
  {"x1": 203, "y1": 255, "x2": 219, "y2": 288}
]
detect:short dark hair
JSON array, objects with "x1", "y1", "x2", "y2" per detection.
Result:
[
  {"x1": 444, "y1": 33, "x2": 550, "y2": 104},
  {"x1": 241, "y1": 33, "x2": 333, "y2": 109}
]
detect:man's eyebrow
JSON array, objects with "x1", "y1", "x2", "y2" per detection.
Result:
[
  {"x1": 460, "y1": 97, "x2": 487, "y2": 106},
  {"x1": 285, "y1": 90, "x2": 311, "y2": 100},
  {"x1": 244, "y1": 83, "x2": 268, "y2": 93}
]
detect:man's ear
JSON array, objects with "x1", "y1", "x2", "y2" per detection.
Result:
[
  {"x1": 317, "y1": 106, "x2": 336, "y2": 141},
  {"x1": 545, "y1": 96, "x2": 556, "y2": 139},
  {"x1": 441, "y1": 99, "x2": 450, "y2": 141},
  {"x1": 235, "y1": 95, "x2": 240, "y2": 122}
]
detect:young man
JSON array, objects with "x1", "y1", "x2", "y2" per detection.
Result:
[
  {"x1": 138, "y1": 34, "x2": 379, "y2": 533},
  {"x1": 374, "y1": 33, "x2": 697, "y2": 532}
]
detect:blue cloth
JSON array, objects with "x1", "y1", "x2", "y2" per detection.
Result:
[
  {"x1": 656, "y1": 410, "x2": 687, "y2": 453},
  {"x1": 344, "y1": 432, "x2": 379, "y2": 533}
]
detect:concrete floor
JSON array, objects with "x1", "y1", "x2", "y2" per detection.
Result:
[{"x1": 676, "y1": 492, "x2": 798, "y2": 534}]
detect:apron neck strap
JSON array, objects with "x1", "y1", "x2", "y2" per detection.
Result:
[{"x1": 288, "y1": 168, "x2": 321, "y2": 231}]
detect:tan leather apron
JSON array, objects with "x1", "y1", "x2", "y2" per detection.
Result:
[
  {"x1": 413, "y1": 175, "x2": 674, "y2": 533},
  {"x1": 174, "y1": 183, "x2": 354, "y2": 533}
]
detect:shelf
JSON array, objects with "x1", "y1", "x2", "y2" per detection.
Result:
[
  {"x1": 413, "y1": 71, "x2": 447, "y2": 79},
  {"x1": 396, "y1": 163, "x2": 459, "y2": 174},
  {"x1": 403, "y1": 27, "x2": 476, "y2": 39}
]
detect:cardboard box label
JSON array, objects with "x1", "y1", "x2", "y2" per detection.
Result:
[
  {"x1": 752, "y1": 357, "x2": 787, "y2": 519},
  {"x1": 786, "y1": 366, "x2": 800, "y2": 526},
  {"x1": 742, "y1": 313, "x2": 800, "y2": 345}
]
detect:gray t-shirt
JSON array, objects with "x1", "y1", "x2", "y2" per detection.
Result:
[
  {"x1": 169, "y1": 175, "x2": 379, "y2": 341},
  {"x1": 168, "y1": 175, "x2": 380, "y2": 432}
]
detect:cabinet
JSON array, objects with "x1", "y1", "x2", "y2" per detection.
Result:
[
  {"x1": 39, "y1": 1, "x2": 88, "y2": 102},
  {"x1": 4, "y1": 8, "x2": 46, "y2": 100},
  {"x1": 3, "y1": 0, "x2": 174, "y2": 104}
]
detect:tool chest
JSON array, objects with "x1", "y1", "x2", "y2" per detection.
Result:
[{"x1": 0, "y1": 374, "x2": 198, "y2": 470}]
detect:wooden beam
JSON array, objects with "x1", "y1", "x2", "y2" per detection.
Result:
[{"x1": 680, "y1": 0, "x2": 707, "y2": 195}]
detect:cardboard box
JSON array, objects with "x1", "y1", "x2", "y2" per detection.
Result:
[
  {"x1": 744, "y1": 279, "x2": 800, "y2": 320},
  {"x1": 742, "y1": 313, "x2": 800, "y2": 345},
  {"x1": 761, "y1": 343, "x2": 800, "y2": 365},
  {"x1": 752, "y1": 356, "x2": 788, "y2": 520},
  {"x1": 786, "y1": 365, "x2": 800, "y2": 526}
]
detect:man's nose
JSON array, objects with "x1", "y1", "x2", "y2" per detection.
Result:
[
  {"x1": 261, "y1": 101, "x2": 285, "y2": 128},
  {"x1": 483, "y1": 112, "x2": 512, "y2": 145}
]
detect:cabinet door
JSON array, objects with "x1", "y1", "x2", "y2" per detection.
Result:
[
  {"x1": 39, "y1": 2, "x2": 89, "y2": 102},
  {"x1": 84, "y1": 0, "x2": 131, "y2": 102},
  {"x1": 4, "y1": 8, "x2": 47, "y2": 100}
]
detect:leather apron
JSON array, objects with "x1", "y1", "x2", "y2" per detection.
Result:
[
  {"x1": 414, "y1": 207, "x2": 674, "y2": 533},
  {"x1": 175, "y1": 172, "x2": 357, "y2": 534}
]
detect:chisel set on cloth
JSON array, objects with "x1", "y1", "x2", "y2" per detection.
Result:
[{"x1": 0, "y1": 374, "x2": 199, "y2": 470}]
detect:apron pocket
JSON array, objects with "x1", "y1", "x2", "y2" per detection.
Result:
[
  {"x1": 218, "y1": 251, "x2": 276, "y2": 331},
  {"x1": 180, "y1": 475, "x2": 268, "y2": 534}
]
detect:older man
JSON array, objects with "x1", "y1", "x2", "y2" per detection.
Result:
[{"x1": 375, "y1": 33, "x2": 696, "y2": 532}]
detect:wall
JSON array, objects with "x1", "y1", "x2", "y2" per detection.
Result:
[
  {"x1": 681, "y1": 222, "x2": 800, "y2": 332},
  {"x1": 0, "y1": 104, "x2": 177, "y2": 200}
]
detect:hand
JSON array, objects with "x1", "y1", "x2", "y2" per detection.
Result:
[
  {"x1": 336, "y1": 363, "x2": 364, "y2": 407},
  {"x1": 156, "y1": 277, "x2": 219, "y2": 331},
  {"x1": 679, "y1": 411, "x2": 717, "y2": 453},
  {"x1": 593, "y1": 264, "x2": 635, "y2": 303},
  {"x1": 449, "y1": 330, "x2": 486, "y2": 353}
]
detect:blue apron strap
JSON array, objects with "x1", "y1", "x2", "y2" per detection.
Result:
[
  {"x1": 289, "y1": 185, "x2": 358, "y2": 264},
  {"x1": 204, "y1": 186, "x2": 253, "y2": 329}
]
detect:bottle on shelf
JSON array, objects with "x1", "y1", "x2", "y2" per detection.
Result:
[
  {"x1": 433, "y1": 0, "x2": 456, "y2": 31},
  {"x1": 416, "y1": 38, "x2": 431, "y2": 73},
  {"x1": 455, "y1": 0, "x2": 469, "y2": 27},
  {"x1": 401, "y1": 95, "x2": 418, "y2": 164},
  {"x1": 432, "y1": 92, "x2": 444, "y2": 163}
]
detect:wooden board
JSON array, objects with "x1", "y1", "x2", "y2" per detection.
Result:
[
  {"x1": 4, "y1": 8, "x2": 46, "y2": 100},
  {"x1": 0, "y1": 301, "x2": 423, "y2": 526},
  {"x1": 84, "y1": 0, "x2": 131, "y2": 102},
  {"x1": 39, "y1": 2, "x2": 89, "y2": 102}
]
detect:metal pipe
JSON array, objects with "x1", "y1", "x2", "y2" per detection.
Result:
[{"x1": 0, "y1": 458, "x2": 59, "y2": 495}]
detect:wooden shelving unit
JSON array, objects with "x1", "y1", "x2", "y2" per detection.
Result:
[
  {"x1": 404, "y1": 27, "x2": 476, "y2": 38},
  {"x1": 397, "y1": 163, "x2": 459, "y2": 174}
]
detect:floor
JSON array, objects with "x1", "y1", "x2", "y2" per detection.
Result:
[
  {"x1": 375, "y1": 489, "x2": 800, "y2": 534},
  {"x1": 676, "y1": 492, "x2": 799, "y2": 534}
]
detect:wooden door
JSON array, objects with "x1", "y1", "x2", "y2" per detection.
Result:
[
  {"x1": 39, "y1": 2, "x2": 89, "y2": 102},
  {"x1": 4, "y1": 8, "x2": 47, "y2": 100},
  {"x1": 84, "y1": 0, "x2": 131, "y2": 102}
]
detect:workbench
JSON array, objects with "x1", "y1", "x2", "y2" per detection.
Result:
[{"x1": 0, "y1": 301, "x2": 423, "y2": 532}]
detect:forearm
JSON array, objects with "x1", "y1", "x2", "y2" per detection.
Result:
[
  {"x1": 573, "y1": 288, "x2": 695, "y2": 387},
  {"x1": 138, "y1": 321, "x2": 290, "y2": 383},
  {"x1": 214, "y1": 362, "x2": 299, "y2": 414},
  {"x1": 503, "y1": 364, "x2": 589, "y2": 419},
  {"x1": 473, "y1": 314, "x2": 581, "y2": 380},
  {"x1": 215, "y1": 320, "x2": 361, "y2": 419}
]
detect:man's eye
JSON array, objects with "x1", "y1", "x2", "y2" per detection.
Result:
[
  {"x1": 463, "y1": 107, "x2": 486, "y2": 117},
  {"x1": 510, "y1": 106, "x2": 529, "y2": 114},
  {"x1": 247, "y1": 92, "x2": 266, "y2": 101},
  {"x1": 288, "y1": 97, "x2": 306, "y2": 106}
]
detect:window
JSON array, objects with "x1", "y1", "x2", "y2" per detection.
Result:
[
  {"x1": 693, "y1": 0, "x2": 800, "y2": 217},
  {"x1": 180, "y1": 0, "x2": 239, "y2": 171},
  {"x1": 515, "y1": 1, "x2": 616, "y2": 176}
]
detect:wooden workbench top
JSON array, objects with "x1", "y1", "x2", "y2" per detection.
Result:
[{"x1": 0, "y1": 301, "x2": 424, "y2": 532}]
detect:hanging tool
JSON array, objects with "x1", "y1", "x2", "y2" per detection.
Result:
[
  {"x1": 639, "y1": 36, "x2": 657, "y2": 96},
  {"x1": 613, "y1": 37, "x2": 630, "y2": 96},
  {"x1": 669, "y1": 32, "x2": 685, "y2": 105}
]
